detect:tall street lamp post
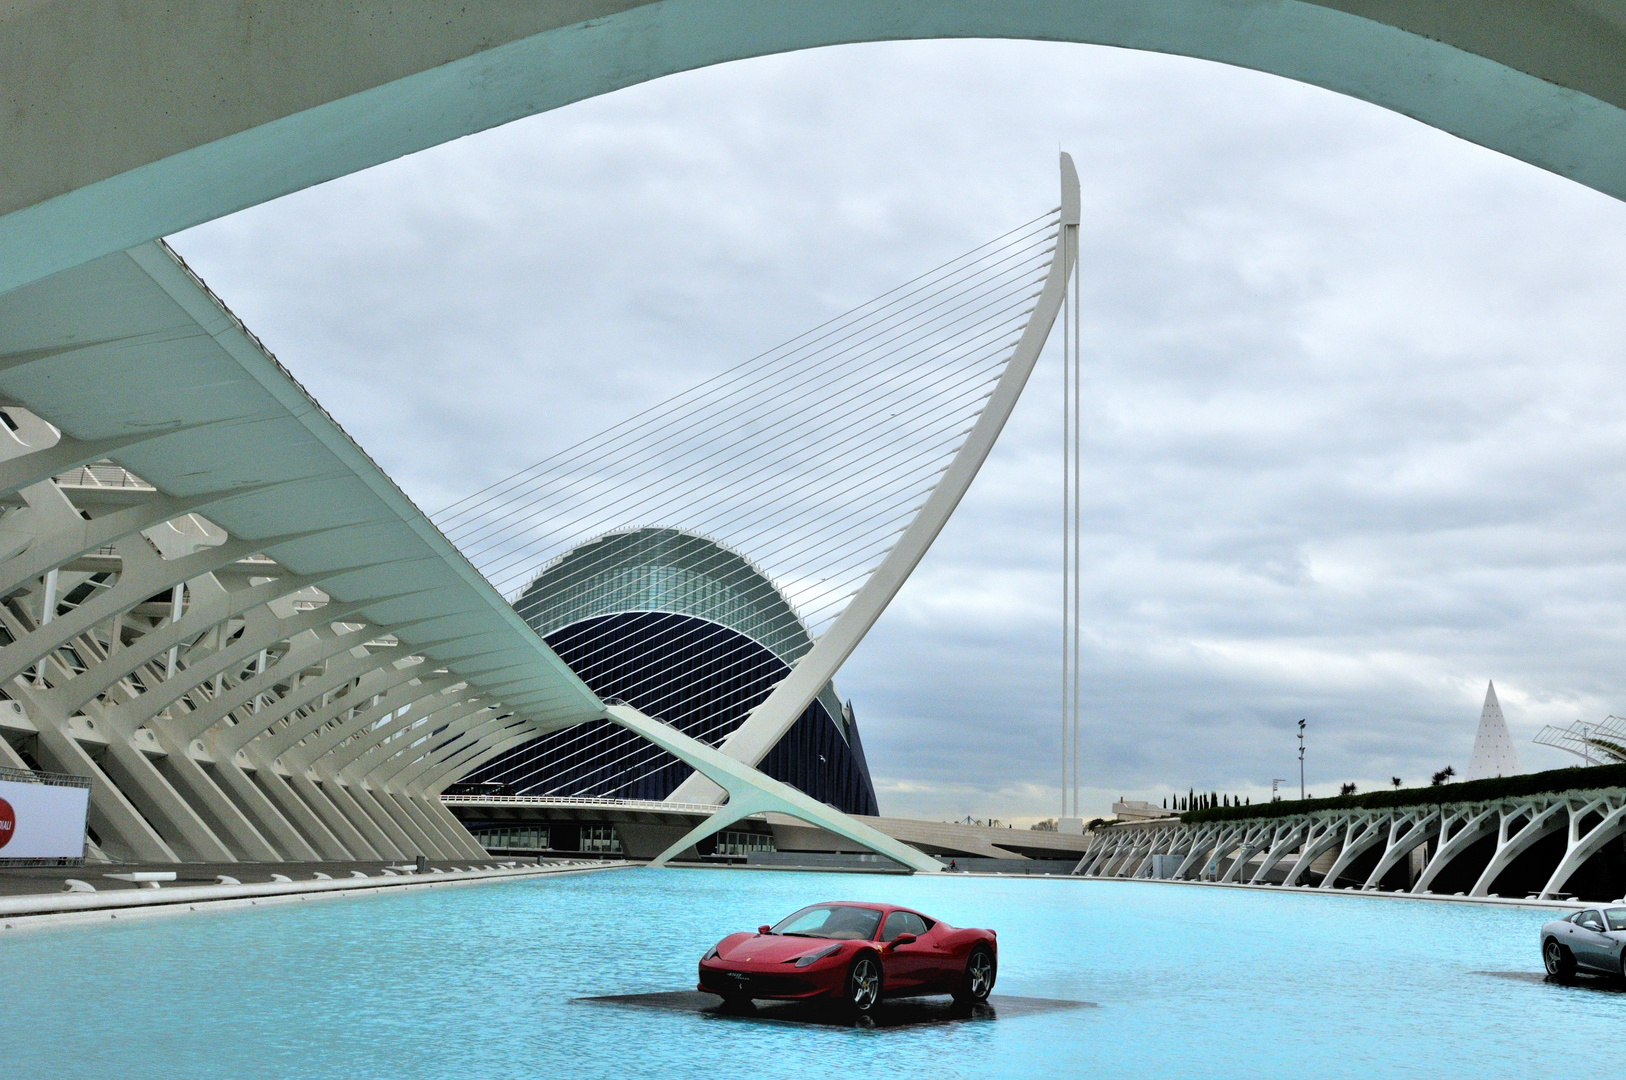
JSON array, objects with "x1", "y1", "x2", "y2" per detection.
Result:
[{"x1": 1298, "y1": 719, "x2": 1307, "y2": 801}]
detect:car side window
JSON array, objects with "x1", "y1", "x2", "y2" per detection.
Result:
[
  {"x1": 880, "y1": 911, "x2": 928, "y2": 942},
  {"x1": 1578, "y1": 911, "x2": 1605, "y2": 931}
]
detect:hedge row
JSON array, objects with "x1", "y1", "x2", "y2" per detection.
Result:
[{"x1": 1179, "y1": 763, "x2": 1626, "y2": 825}]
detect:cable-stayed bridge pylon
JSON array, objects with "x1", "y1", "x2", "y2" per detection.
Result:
[{"x1": 435, "y1": 154, "x2": 1081, "y2": 867}]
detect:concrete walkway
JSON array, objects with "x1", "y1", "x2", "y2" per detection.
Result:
[{"x1": 0, "y1": 858, "x2": 626, "y2": 933}]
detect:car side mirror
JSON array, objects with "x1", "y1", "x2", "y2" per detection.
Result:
[
  {"x1": 757, "y1": 925, "x2": 772, "y2": 935},
  {"x1": 889, "y1": 933, "x2": 917, "y2": 948}
]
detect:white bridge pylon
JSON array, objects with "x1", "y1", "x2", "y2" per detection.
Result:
[{"x1": 610, "y1": 154, "x2": 1081, "y2": 865}]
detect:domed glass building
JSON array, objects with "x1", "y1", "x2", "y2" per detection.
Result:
[{"x1": 452, "y1": 528, "x2": 879, "y2": 815}]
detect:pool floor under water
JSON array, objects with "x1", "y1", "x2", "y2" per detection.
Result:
[{"x1": 1, "y1": 868, "x2": 1615, "y2": 1079}]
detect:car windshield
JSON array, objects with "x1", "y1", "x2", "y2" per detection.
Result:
[
  {"x1": 770, "y1": 905, "x2": 883, "y2": 940},
  {"x1": 1607, "y1": 908, "x2": 1626, "y2": 931}
]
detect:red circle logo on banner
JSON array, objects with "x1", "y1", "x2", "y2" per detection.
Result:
[{"x1": 0, "y1": 796, "x2": 14, "y2": 850}]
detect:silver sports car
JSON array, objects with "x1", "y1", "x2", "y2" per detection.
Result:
[{"x1": 1540, "y1": 906, "x2": 1626, "y2": 980}]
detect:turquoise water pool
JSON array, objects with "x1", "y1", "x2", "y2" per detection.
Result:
[{"x1": 2, "y1": 869, "x2": 1614, "y2": 1079}]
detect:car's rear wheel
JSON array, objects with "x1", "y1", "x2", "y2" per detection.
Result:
[
  {"x1": 1543, "y1": 937, "x2": 1575, "y2": 981},
  {"x1": 845, "y1": 954, "x2": 882, "y2": 1014},
  {"x1": 954, "y1": 946, "x2": 996, "y2": 1004}
]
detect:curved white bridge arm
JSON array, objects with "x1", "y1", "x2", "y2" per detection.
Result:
[
  {"x1": 670, "y1": 152, "x2": 1081, "y2": 803},
  {"x1": 604, "y1": 704, "x2": 941, "y2": 873}
]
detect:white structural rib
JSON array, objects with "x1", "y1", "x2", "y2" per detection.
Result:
[{"x1": 666, "y1": 153, "x2": 1081, "y2": 805}]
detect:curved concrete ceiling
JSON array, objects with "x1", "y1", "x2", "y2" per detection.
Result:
[{"x1": 2, "y1": 1, "x2": 1624, "y2": 294}]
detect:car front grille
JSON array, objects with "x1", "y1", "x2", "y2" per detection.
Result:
[{"x1": 700, "y1": 969, "x2": 811, "y2": 997}]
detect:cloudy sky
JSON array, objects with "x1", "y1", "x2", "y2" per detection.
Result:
[{"x1": 168, "y1": 39, "x2": 1626, "y2": 824}]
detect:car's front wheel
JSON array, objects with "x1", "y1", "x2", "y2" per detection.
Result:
[
  {"x1": 954, "y1": 945, "x2": 996, "y2": 1004},
  {"x1": 846, "y1": 953, "x2": 882, "y2": 1014},
  {"x1": 1543, "y1": 937, "x2": 1575, "y2": 981}
]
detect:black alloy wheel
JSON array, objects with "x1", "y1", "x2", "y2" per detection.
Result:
[
  {"x1": 955, "y1": 946, "x2": 996, "y2": 1004},
  {"x1": 1543, "y1": 938, "x2": 1575, "y2": 981},
  {"x1": 846, "y1": 954, "x2": 882, "y2": 1014}
]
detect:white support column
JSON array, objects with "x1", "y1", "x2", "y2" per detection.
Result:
[
  {"x1": 8, "y1": 688, "x2": 178, "y2": 862},
  {"x1": 233, "y1": 747, "x2": 362, "y2": 861},
  {"x1": 187, "y1": 739, "x2": 323, "y2": 862},
  {"x1": 1469, "y1": 799, "x2": 1568, "y2": 897},
  {"x1": 1412, "y1": 804, "x2": 1497, "y2": 894},
  {"x1": 1219, "y1": 822, "x2": 1275, "y2": 883},
  {"x1": 1282, "y1": 818, "x2": 1346, "y2": 887},
  {"x1": 342, "y1": 778, "x2": 425, "y2": 857},
  {"x1": 1173, "y1": 826, "x2": 1219, "y2": 880},
  {"x1": 1317, "y1": 813, "x2": 1390, "y2": 889},
  {"x1": 379, "y1": 789, "x2": 459, "y2": 858},
  {"x1": 1539, "y1": 795, "x2": 1626, "y2": 899},
  {"x1": 1249, "y1": 820, "x2": 1309, "y2": 884},
  {"x1": 423, "y1": 796, "x2": 490, "y2": 859},
  {"x1": 1360, "y1": 810, "x2": 1438, "y2": 890}
]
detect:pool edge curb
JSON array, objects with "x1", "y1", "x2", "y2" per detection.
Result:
[{"x1": 0, "y1": 861, "x2": 633, "y2": 933}]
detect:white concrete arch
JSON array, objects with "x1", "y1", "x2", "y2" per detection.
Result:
[{"x1": 3, "y1": 2, "x2": 1626, "y2": 295}]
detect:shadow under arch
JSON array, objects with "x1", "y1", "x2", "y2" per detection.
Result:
[{"x1": 3, "y1": 0, "x2": 1625, "y2": 294}]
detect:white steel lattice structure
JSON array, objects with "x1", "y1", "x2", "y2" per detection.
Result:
[
  {"x1": 0, "y1": 242, "x2": 607, "y2": 863},
  {"x1": 1075, "y1": 785, "x2": 1626, "y2": 902},
  {"x1": 1535, "y1": 715, "x2": 1626, "y2": 766}
]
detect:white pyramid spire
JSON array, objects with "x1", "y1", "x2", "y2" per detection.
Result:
[{"x1": 1466, "y1": 680, "x2": 1520, "y2": 780}]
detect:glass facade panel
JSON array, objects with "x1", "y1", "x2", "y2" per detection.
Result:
[
  {"x1": 715, "y1": 830, "x2": 776, "y2": 857},
  {"x1": 470, "y1": 825, "x2": 550, "y2": 851},
  {"x1": 580, "y1": 825, "x2": 622, "y2": 854}
]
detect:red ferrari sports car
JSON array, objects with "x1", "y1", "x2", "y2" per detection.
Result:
[{"x1": 697, "y1": 902, "x2": 997, "y2": 1014}]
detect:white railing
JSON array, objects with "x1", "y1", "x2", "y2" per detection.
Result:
[
  {"x1": 56, "y1": 463, "x2": 155, "y2": 489},
  {"x1": 441, "y1": 793, "x2": 724, "y2": 815}
]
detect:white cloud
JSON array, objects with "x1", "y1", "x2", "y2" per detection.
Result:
[{"x1": 169, "y1": 39, "x2": 1626, "y2": 820}]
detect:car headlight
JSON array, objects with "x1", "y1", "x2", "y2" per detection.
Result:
[
  {"x1": 702, "y1": 946, "x2": 720, "y2": 961},
  {"x1": 793, "y1": 944, "x2": 842, "y2": 968}
]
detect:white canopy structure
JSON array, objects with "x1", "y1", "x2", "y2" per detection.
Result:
[{"x1": 0, "y1": 242, "x2": 603, "y2": 862}]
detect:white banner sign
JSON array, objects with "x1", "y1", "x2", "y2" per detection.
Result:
[{"x1": 0, "y1": 779, "x2": 89, "y2": 859}]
